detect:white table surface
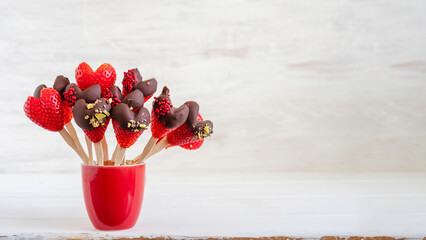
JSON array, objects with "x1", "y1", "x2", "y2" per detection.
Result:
[{"x1": 1, "y1": 171, "x2": 425, "y2": 238}]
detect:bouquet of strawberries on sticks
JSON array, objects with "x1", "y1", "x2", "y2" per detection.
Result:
[{"x1": 23, "y1": 62, "x2": 214, "y2": 166}]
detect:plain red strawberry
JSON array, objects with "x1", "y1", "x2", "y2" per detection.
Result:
[
  {"x1": 83, "y1": 118, "x2": 110, "y2": 143},
  {"x1": 75, "y1": 62, "x2": 93, "y2": 90},
  {"x1": 165, "y1": 122, "x2": 197, "y2": 147},
  {"x1": 75, "y1": 62, "x2": 116, "y2": 93},
  {"x1": 179, "y1": 139, "x2": 204, "y2": 150},
  {"x1": 24, "y1": 88, "x2": 65, "y2": 132},
  {"x1": 112, "y1": 120, "x2": 143, "y2": 148},
  {"x1": 63, "y1": 101, "x2": 73, "y2": 124}
]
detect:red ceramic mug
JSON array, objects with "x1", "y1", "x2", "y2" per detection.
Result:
[{"x1": 81, "y1": 162, "x2": 146, "y2": 230}]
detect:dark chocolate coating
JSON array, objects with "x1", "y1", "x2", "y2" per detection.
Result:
[
  {"x1": 122, "y1": 89, "x2": 144, "y2": 109},
  {"x1": 53, "y1": 75, "x2": 70, "y2": 95},
  {"x1": 109, "y1": 86, "x2": 124, "y2": 101},
  {"x1": 164, "y1": 104, "x2": 190, "y2": 128},
  {"x1": 182, "y1": 101, "x2": 213, "y2": 138},
  {"x1": 133, "y1": 78, "x2": 157, "y2": 97},
  {"x1": 105, "y1": 86, "x2": 124, "y2": 106},
  {"x1": 122, "y1": 68, "x2": 142, "y2": 93},
  {"x1": 73, "y1": 98, "x2": 112, "y2": 130},
  {"x1": 153, "y1": 86, "x2": 171, "y2": 122},
  {"x1": 112, "y1": 103, "x2": 150, "y2": 132},
  {"x1": 184, "y1": 101, "x2": 200, "y2": 127},
  {"x1": 152, "y1": 86, "x2": 189, "y2": 128},
  {"x1": 33, "y1": 84, "x2": 47, "y2": 99},
  {"x1": 192, "y1": 120, "x2": 213, "y2": 139},
  {"x1": 132, "y1": 68, "x2": 142, "y2": 82},
  {"x1": 65, "y1": 83, "x2": 102, "y2": 104}
]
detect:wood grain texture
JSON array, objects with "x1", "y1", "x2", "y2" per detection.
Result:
[
  {"x1": 0, "y1": 237, "x2": 420, "y2": 240},
  {"x1": 0, "y1": 0, "x2": 426, "y2": 173}
]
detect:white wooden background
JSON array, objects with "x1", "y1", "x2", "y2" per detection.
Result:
[{"x1": 1, "y1": 0, "x2": 426, "y2": 173}]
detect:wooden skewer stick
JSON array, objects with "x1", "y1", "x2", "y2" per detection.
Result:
[
  {"x1": 65, "y1": 122, "x2": 89, "y2": 164},
  {"x1": 114, "y1": 146, "x2": 127, "y2": 166},
  {"x1": 94, "y1": 142, "x2": 103, "y2": 166},
  {"x1": 101, "y1": 137, "x2": 109, "y2": 163},
  {"x1": 85, "y1": 135, "x2": 94, "y2": 165},
  {"x1": 111, "y1": 143, "x2": 121, "y2": 165},
  {"x1": 133, "y1": 136, "x2": 158, "y2": 164},
  {"x1": 122, "y1": 154, "x2": 127, "y2": 166},
  {"x1": 58, "y1": 129, "x2": 87, "y2": 163},
  {"x1": 139, "y1": 137, "x2": 169, "y2": 164},
  {"x1": 111, "y1": 143, "x2": 119, "y2": 163},
  {"x1": 130, "y1": 153, "x2": 142, "y2": 164}
]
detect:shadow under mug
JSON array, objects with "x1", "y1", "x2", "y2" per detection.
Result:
[{"x1": 81, "y1": 162, "x2": 146, "y2": 230}]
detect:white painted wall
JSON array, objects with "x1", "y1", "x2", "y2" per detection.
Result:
[{"x1": 1, "y1": 0, "x2": 426, "y2": 173}]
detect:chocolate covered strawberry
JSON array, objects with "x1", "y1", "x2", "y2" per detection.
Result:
[
  {"x1": 134, "y1": 86, "x2": 189, "y2": 163},
  {"x1": 167, "y1": 102, "x2": 212, "y2": 147},
  {"x1": 63, "y1": 83, "x2": 102, "y2": 107},
  {"x1": 122, "y1": 68, "x2": 157, "y2": 102},
  {"x1": 73, "y1": 98, "x2": 112, "y2": 165},
  {"x1": 73, "y1": 98, "x2": 112, "y2": 143},
  {"x1": 24, "y1": 87, "x2": 88, "y2": 163},
  {"x1": 151, "y1": 87, "x2": 189, "y2": 138},
  {"x1": 75, "y1": 62, "x2": 116, "y2": 93},
  {"x1": 143, "y1": 101, "x2": 213, "y2": 160},
  {"x1": 62, "y1": 82, "x2": 104, "y2": 165},
  {"x1": 111, "y1": 102, "x2": 150, "y2": 165}
]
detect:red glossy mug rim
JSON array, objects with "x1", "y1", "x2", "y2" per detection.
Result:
[{"x1": 81, "y1": 162, "x2": 146, "y2": 168}]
